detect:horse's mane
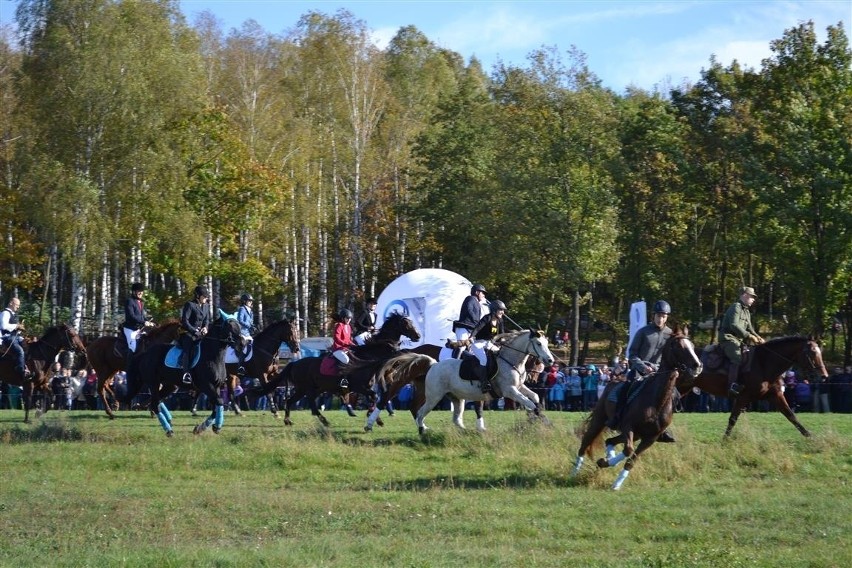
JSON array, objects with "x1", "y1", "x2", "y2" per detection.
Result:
[
  {"x1": 146, "y1": 318, "x2": 180, "y2": 341},
  {"x1": 492, "y1": 329, "x2": 528, "y2": 346},
  {"x1": 760, "y1": 335, "x2": 809, "y2": 347}
]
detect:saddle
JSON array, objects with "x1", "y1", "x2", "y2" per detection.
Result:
[
  {"x1": 224, "y1": 343, "x2": 254, "y2": 364},
  {"x1": 319, "y1": 355, "x2": 341, "y2": 377},
  {"x1": 164, "y1": 344, "x2": 201, "y2": 369},
  {"x1": 700, "y1": 344, "x2": 753, "y2": 374},
  {"x1": 458, "y1": 352, "x2": 498, "y2": 388}
]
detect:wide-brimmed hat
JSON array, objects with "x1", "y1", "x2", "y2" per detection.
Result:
[{"x1": 740, "y1": 286, "x2": 757, "y2": 298}]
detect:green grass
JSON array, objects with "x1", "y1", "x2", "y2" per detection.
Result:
[{"x1": 0, "y1": 408, "x2": 850, "y2": 567}]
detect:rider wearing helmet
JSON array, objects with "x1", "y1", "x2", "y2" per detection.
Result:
[
  {"x1": 179, "y1": 285, "x2": 211, "y2": 384},
  {"x1": 122, "y1": 282, "x2": 153, "y2": 355},
  {"x1": 468, "y1": 299, "x2": 508, "y2": 392},
  {"x1": 332, "y1": 308, "x2": 354, "y2": 365},
  {"x1": 454, "y1": 283, "x2": 487, "y2": 347},
  {"x1": 610, "y1": 299, "x2": 676, "y2": 442},
  {"x1": 235, "y1": 293, "x2": 255, "y2": 376}
]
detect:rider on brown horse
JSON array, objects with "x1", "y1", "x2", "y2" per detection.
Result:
[
  {"x1": 720, "y1": 286, "x2": 765, "y2": 397},
  {"x1": 121, "y1": 282, "x2": 154, "y2": 360},
  {"x1": 0, "y1": 297, "x2": 31, "y2": 380}
]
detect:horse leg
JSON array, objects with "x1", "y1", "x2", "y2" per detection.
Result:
[
  {"x1": 449, "y1": 395, "x2": 466, "y2": 430},
  {"x1": 364, "y1": 389, "x2": 385, "y2": 432},
  {"x1": 228, "y1": 376, "x2": 242, "y2": 416},
  {"x1": 473, "y1": 401, "x2": 486, "y2": 432},
  {"x1": 724, "y1": 398, "x2": 749, "y2": 438},
  {"x1": 572, "y1": 408, "x2": 608, "y2": 477},
  {"x1": 502, "y1": 384, "x2": 538, "y2": 415},
  {"x1": 612, "y1": 436, "x2": 657, "y2": 491},
  {"x1": 599, "y1": 432, "x2": 631, "y2": 470},
  {"x1": 308, "y1": 388, "x2": 330, "y2": 427},
  {"x1": 415, "y1": 388, "x2": 445, "y2": 435},
  {"x1": 98, "y1": 377, "x2": 117, "y2": 419},
  {"x1": 770, "y1": 389, "x2": 812, "y2": 437},
  {"x1": 194, "y1": 383, "x2": 224, "y2": 434}
]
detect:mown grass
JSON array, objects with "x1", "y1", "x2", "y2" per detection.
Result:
[{"x1": 0, "y1": 408, "x2": 849, "y2": 567}]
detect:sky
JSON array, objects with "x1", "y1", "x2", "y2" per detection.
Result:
[{"x1": 1, "y1": 0, "x2": 850, "y2": 92}]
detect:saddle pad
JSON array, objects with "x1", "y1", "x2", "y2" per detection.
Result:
[
  {"x1": 165, "y1": 345, "x2": 201, "y2": 369},
  {"x1": 319, "y1": 355, "x2": 340, "y2": 377},
  {"x1": 606, "y1": 379, "x2": 649, "y2": 405},
  {"x1": 224, "y1": 343, "x2": 253, "y2": 364}
]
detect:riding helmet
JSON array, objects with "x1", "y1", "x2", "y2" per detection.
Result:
[
  {"x1": 240, "y1": 293, "x2": 253, "y2": 303},
  {"x1": 338, "y1": 308, "x2": 353, "y2": 320},
  {"x1": 471, "y1": 283, "x2": 486, "y2": 294},
  {"x1": 194, "y1": 285, "x2": 209, "y2": 298},
  {"x1": 653, "y1": 300, "x2": 671, "y2": 314},
  {"x1": 131, "y1": 282, "x2": 145, "y2": 292},
  {"x1": 490, "y1": 299, "x2": 507, "y2": 312}
]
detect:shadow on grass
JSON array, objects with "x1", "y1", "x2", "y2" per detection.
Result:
[{"x1": 0, "y1": 422, "x2": 85, "y2": 443}]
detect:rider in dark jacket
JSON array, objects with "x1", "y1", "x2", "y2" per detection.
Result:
[
  {"x1": 179, "y1": 286, "x2": 211, "y2": 384},
  {"x1": 123, "y1": 282, "x2": 152, "y2": 354}
]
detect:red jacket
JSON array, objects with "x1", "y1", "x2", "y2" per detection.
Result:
[{"x1": 332, "y1": 322, "x2": 353, "y2": 351}]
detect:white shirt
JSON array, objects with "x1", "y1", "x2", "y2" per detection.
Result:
[{"x1": 0, "y1": 308, "x2": 18, "y2": 335}]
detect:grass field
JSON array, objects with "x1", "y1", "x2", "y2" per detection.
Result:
[{"x1": 0, "y1": 406, "x2": 850, "y2": 568}]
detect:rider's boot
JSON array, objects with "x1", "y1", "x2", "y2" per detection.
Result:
[
  {"x1": 181, "y1": 352, "x2": 192, "y2": 384},
  {"x1": 607, "y1": 382, "x2": 629, "y2": 429},
  {"x1": 727, "y1": 365, "x2": 742, "y2": 398}
]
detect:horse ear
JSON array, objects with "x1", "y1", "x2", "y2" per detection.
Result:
[{"x1": 218, "y1": 308, "x2": 237, "y2": 320}]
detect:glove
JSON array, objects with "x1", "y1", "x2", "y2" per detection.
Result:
[{"x1": 749, "y1": 334, "x2": 763, "y2": 344}]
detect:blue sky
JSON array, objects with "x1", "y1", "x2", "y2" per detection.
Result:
[{"x1": 2, "y1": 1, "x2": 850, "y2": 92}]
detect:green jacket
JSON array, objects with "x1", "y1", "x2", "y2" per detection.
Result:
[{"x1": 718, "y1": 300, "x2": 757, "y2": 345}]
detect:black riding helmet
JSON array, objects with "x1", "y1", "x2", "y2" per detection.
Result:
[
  {"x1": 194, "y1": 285, "x2": 209, "y2": 298},
  {"x1": 490, "y1": 299, "x2": 507, "y2": 312},
  {"x1": 240, "y1": 293, "x2": 253, "y2": 303},
  {"x1": 653, "y1": 300, "x2": 671, "y2": 315},
  {"x1": 131, "y1": 282, "x2": 145, "y2": 292},
  {"x1": 338, "y1": 308, "x2": 353, "y2": 320},
  {"x1": 471, "y1": 283, "x2": 486, "y2": 294}
]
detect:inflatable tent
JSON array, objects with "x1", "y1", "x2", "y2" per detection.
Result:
[{"x1": 375, "y1": 268, "x2": 486, "y2": 349}]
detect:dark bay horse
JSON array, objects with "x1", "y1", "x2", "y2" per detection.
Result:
[
  {"x1": 680, "y1": 336, "x2": 828, "y2": 438},
  {"x1": 259, "y1": 312, "x2": 420, "y2": 427},
  {"x1": 85, "y1": 320, "x2": 181, "y2": 418},
  {"x1": 193, "y1": 318, "x2": 301, "y2": 417},
  {"x1": 572, "y1": 325, "x2": 703, "y2": 490},
  {"x1": 0, "y1": 324, "x2": 88, "y2": 423},
  {"x1": 124, "y1": 317, "x2": 243, "y2": 436}
]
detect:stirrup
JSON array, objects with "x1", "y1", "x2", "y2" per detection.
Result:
[
  {"x1": 339, "y1": 377, "x2": 349, "y2": 389},
  {"x1": 182, "y1": 372, "x2": 193, "y2": 385},
  {"x1": 728, "y1": 383, "x2": 743, "y2": 397},
  {"x1": 237, "y1": 366, "x2": 246, "y2": 377}
]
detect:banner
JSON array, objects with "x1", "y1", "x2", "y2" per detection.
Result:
[{"x1": 625, "y1": 301, "x2": 647, "y2": 358}]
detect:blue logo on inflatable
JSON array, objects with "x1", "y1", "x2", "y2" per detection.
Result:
[{"x1": 383, "y1": 300, "x2": 410, "y2": 320}]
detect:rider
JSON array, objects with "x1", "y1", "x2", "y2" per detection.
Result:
[
  {"x1": 453, "y1": 283, "x2": 487, "y2": 354},
  {"x1": 0, "y1": 297, "x2": 31, "y2": 380},
  {"x1": 609, "y1": 300, "x2": 676, "y2": 442},
  {"x1": 332, "y1": 308, "x2": 354, "y2": 366},
  {"x1": 179, "y1": 285, "x2": 211, "y2": 384},
  {"x1": 122, "y1": 282, "x2": 153, "y2": 356},
  {"x1": 468, "y1": 299, "x2": 507, "y2": 392},
  {"x1": 235, "y1": 293, "x2": 254, "y2": 376},
  {"x1": 720, "y1": 286, "x2": 765, "y2": 397},
  {"x1": 354, "y1": 297, "x2": 378, "y2": 346}
]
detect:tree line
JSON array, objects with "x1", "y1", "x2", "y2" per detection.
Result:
[{"x1": 0, "y1": 1, "x2": 849, "y2": 364}]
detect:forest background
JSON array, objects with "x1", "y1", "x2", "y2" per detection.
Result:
[{"x1": 0, "y1": 0, "x2": 850, "y2": 365}]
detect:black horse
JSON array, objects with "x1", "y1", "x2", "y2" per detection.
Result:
[
  {"x1": 125, "y1": 317, "x2": 243, "y2": 437},
  {"x1": 259, "y1": 312, "x2": 420, "y2": 427}
]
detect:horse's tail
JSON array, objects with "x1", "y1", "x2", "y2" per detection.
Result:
[{"x1": 380, "y1": 353, "x2": 435, "y2": 398}]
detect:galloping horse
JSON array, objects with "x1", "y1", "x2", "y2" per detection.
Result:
[
  {"x1": 571, "y1": 325, "x2": 703, "y2": 490},
  {"x1": 193, "y1": 317, "x2": 301, "y2": 417},
  {"x1": 0, "y1": 324, "x2": 87, "y2": 423},
  {"x1": 681, "y1": 336, "x2": 827, "y2": 438},
  {"x1": 124, "y1": 317, "x2": 243, "y2": 436},
  {"x1": 259, "y1": 312, "x2": 420, "y2": 427},
  {"x1": 85, "y1": 320, "x2": 181, "y2": 418},
  {"x1": 413, "y1": 330, "x2": 555, "y2": 434}
]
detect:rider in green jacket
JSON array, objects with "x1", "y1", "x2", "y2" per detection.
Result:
[{"x1": 719, "y1": 286, "x2": 765, "y2": 397}]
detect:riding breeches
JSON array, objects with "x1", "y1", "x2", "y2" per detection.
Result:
[
  {"x1": 123, "y1": 327, "x2": 140, "y2": 352},
  {"x1": 333, "y1": 349, "x2": 350, "y2": 365},
  {"x1": 721, "y1": 341, "x2": 742, "y2": 365}
]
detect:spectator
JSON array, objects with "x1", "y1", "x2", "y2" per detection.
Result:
[
  {"x1": 794, "y1": 378, "x2": 812, "y2": 412},
  {"x1": 829, "y1": 366, "x2": 852, "y2": 413},
  {"x1": 51, "y1": 366, "x2": 73, "y2": 411},
  {"x1": 548, "y1": 374, "x2": 566, "y2": 411},
  {"x1": 566, "y1": 369, "x2": 582, "y2": 411},
  {"x1": 597, "y1": 366, "x2": 610, "y2": 401},
  {"x1": 582, "y1": 365, "x2": 599, "y2": 410},
  {"x1": 812, "y1": 371, "x2": 830, "y2": 413},
  {"x1": 784, "y1": 370, "x2": 797, "y2": 409}
]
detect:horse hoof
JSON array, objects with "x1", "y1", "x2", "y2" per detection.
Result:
[
  {"x1": 193, "y1": 425, "x2": 204, "y2": 435},
  {"x1": 364, "y1": 425, "x2": 372, "y2": 432},
  {"x1": 166, "y1": 430, "x2": 174, "y2": 438},
  {"x1": 212, "y1": 426, "x2": 221, "y2": 435},
  {"x1": 190, "y1": 410, "x2": 198, "y2": 417},
  {"x1": 346, "y1": 409, "x2": 357, "y2": 417},
  {"x1": 376, "y1": 417, "x2": 384, "y2": 427},
  {"x1": 596, "y1": 458, "x2": 609, "y2": 469},
  {"x1": 284, "y1": 419, "x2": 293, "y2": 426}
]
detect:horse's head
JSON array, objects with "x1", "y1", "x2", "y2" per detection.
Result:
[
  {"x1": 524, "y1": 330, "x2": 555, "y2": 367},
  {"x1": 45, "y1": 324, "x2": 87, "y2": 354},
  {"x1": 800, "y1": 339, "x2": 829, "y2": 380},
  {"x1": 209, "y1": 317, "x2": 244, "y2": 350},
  {"x1": 273, "y1": 319, "x2": 301, "y2": 355},
  {"x1": 661, "y1": 324, "x2": 703, "y2": 380},
  {"x1": 379, "y1": 312, "x2": 421, "y2": 343}
]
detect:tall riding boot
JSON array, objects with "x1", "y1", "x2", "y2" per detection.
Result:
[
  {"x1": 181, "y1": 352, "x2": 192, "y2": 384},
  {"x1": 727, "y1": 364, "x2": 742, "y2": 398},
  {"x1": 237, "y1": 353, "x2": 246, "y2": 376}
]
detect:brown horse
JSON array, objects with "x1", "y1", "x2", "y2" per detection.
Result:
[
  {"x1": 0, "y1": 324, "x2": 88, "y2": 423},
  {"x1": 193, "y1": 318, "x2": 301, "y2": 416},
  {"x1": 680, "y1": 336, "x2": 828, "y2": 438},
  {"x1": 571, "y1": 325, "x2": 703, "y2": 490},
  {"x1": 85, "y1": 320, "x2": 181, "y2": 418}
]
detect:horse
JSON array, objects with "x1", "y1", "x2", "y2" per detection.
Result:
[
  {"x1": 85, "y1": 320, "x2": 182, "y2": 419},
  {"x1": 258, "y1": 312, "x2": 421, "y2": 427},
  {"x1": 571, "y1": 325, "x2": 703, "y2": 490},
  {"x1": 192, "y1": 317, "x2": 301, "y2": 417},
  {"x1": 680, "y1": 336, "x2": 828, "y2": 438},
  {"x1": 412, "y1": 330, "x2": 555, "y2": 435},
  {"x1": 0, "y1": 324, "x2": 88, "y2": 423},
  {"x1": 124, "y1": 317, "x2": 243, "y2": 437}
]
